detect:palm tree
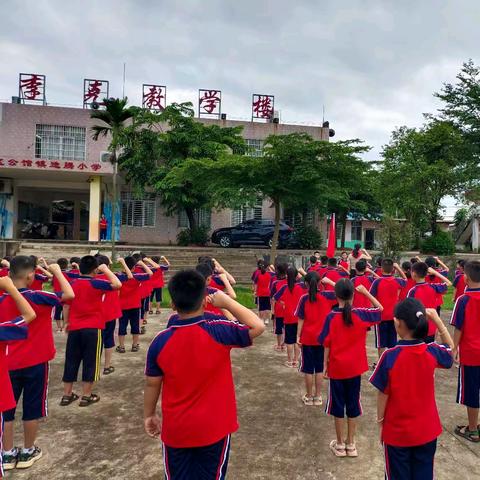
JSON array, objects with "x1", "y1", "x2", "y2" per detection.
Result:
[{"x1": 91, "y1": 97, "x2": 135, "y2": 260}]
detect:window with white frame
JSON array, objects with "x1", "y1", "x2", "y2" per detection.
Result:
[
  {"x1": 121, "y1": 192, "x2": 156, "y2": 227},
  {"x1": 178, "y1": 208, "x2": 212, "y2": 228},
  {"x1": 351, "y1": 220, "x2": 362, "y2": 241},
  {"x1": 231, "y1": 199, "x2": 263, "y2": 225},
  {"x1": 284, "y1": 209, "x2": 314, "y2": 228},
  {"x1": 35, "y1": 125, "x2": 86, "y2": 161},
  {"x1": 245, "y1": 139, "x2": 264, "y2": 157}
]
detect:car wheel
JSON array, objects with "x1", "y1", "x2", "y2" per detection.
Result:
[{"x1": 219, "y1": 235, "x2": 232, "y2": 248}]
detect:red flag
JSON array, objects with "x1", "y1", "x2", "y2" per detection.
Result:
[{"x1": 326, "y1": 214, "x2": 336, "y2": 258}]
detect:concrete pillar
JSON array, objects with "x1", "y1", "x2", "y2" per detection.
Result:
[
  {"x1": 88, "y1": 176, "x2": 101, "y2": 242},
  {"x1": 472, "y1": 217, "x2": 479, "y2": 253}
]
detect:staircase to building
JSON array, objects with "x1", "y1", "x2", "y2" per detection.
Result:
[{"x1": 15, "y1": 241, "x2": 314, "y2": 285}]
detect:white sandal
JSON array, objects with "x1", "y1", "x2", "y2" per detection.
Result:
[
  {"x1": 302, "y1": 394, "x2": 314, "y2": 406},
  {"x1": 346, "y1": 443, "x2": 358, "y2": 457},
  {"x1": 329, "y1": 440, "x2": 347, "y2": 457},
  {"x1": 313, "y1": 396, "x2": 323, "y2": 406}
]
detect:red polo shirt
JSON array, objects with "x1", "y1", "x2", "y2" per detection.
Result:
[
  {"x1": 319, "y1": 307, "x2": 382, "y2": 379},
  {"x1": 152, "y1": 265, "x2": 169, "y2": 288},
  {"x1": 295, "y1": 291, "x2": 337, "y2": 345},
  {"x1": 322, "y1": 268, "x2": 343, "y2": 291},
  {"x1": 0, "y1": 289, "x2": 61, "y2": 370},
  {"x1": 273, "y1": 283, "x2": 306, "y2": 324},
  {"x1": 117, "y1": 272, "x2": 150, "y2": 310},
  {"x1": 97, "y1": 273, "x2": 123, "y2": 322},
  {"x1": 450, "y1": 289, "x2": 480, "y2": 366},
  {"x1": 0, "y1": 317, "x2": 28, "y2": 412},
  {"x1": 426, "y1": 269, "x2": 449, "y2": 306},
  {"x1": 270, "y1": 278, "x2": 288, "y2": 318},
  {"x1": 370, "y1": 275, "x2": 406, "y2": 321},
  {"x1": 352, "y1": 275, "x2": 375, "y2": 308},
  {"x1": 30, "y1": 269, "x2": 49, "y2": 291},
  {"x1": 145, "y1": 314, "x2": 252, "y2": 448},
  {"x1": 254, "y1": 271, "x2": 275, "y2": 297},
  {"x1": 399, "y1": 277, "x2": 416, "y2": 301},
  {"x1": 133, "y1": 265, "x2": 152, "y2": 298},
  {"x1": 453, "y1": 274, "x2": 466, "y2": 302},
  {"x1": 370, "y1": 340, "x2": 453, "y2": 446}
]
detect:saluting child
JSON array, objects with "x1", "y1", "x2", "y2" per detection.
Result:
[
  {"x1": 253, "y1": 260, "x2": 275, "y2": 326},
  {"x1": 322, "y1": 258, "x2": 344, "y2": 291},
  {"x1": 351, "y1": 259, "x2": 376, "y2": 308},
  {"x1": 453, "y1": 259, "x2": 466, "y2": 302},
  {"x1": 0, "y1": 277, "x2": 36, "y2": 476},
  {"x1": 370, "y1": 299, "x2": 454, "y2": 479},
  {"x1": 398, "y1": 261, "x2": 416, "y2": 301},
  {"x1": 423, "y1": 255, "x2": 450, "y2": 314},
  {"x1": 148, "y1": 255, "x2": 170, "y2": 315},
  {"x1": 270, "y1": 262, "x2": 288, "y2": 351},
  {"x1": 450, "y1": 260, "x2": 480, "y2": 443},
  {"x1": 319, "y1": 279, "x2": 383, "y2": 458},
  {"x1": 273, "y1": 267, "x2": 305, "y2": 368},
  {"x1": 29, "y1": 256, "x2": 52, "y2": 291},
  {"x1": 296, "y1": 272, "x2": 336, "y2": 406}
]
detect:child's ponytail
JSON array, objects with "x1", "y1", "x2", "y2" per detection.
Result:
[
  {"x1": 305, "y1": 271, "x2": 320, "y2": 303},
  {"x1": 287, "y1": 266, "x2": 298, "y2": 292},
  {"x1": 334, "y1": 278, "x2": 354, "y2": 327},
  {"x1": 394, "y1": 298, "x2": 428, "y2": 340}
]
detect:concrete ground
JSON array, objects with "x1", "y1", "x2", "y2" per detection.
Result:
[{"x1": 5, "y1": 311, "x2": 480, "y2": 480}]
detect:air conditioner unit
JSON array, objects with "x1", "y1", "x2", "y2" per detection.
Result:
[
  {"x1": 100, "y1": 151, "x2": 112, "y2": 163},
  {"x1": 0, "y1": 178, "x2": 13, "y2": 194}
]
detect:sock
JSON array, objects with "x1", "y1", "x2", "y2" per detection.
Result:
[
  {"x1": 22, "y1": 447, "x2": 34, "y2": 454},
  {"x1": 4, "y1": 448, "x2": 17, "y2": 455}
]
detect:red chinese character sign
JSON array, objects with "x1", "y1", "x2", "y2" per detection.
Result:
[
  {"x1": 198, "y1": 89, "x2": 221, "y2": 118},
  {"x1": 0, "y1": 158, "x2": 108, "y2": 173},
  {"x1": 83, "y1": 79, "x2": 109, "y2": 108},
  {"x1": 142, "y1": 84, "x2": 166, "y2": 111},
  {"x1": 19, "y1": 73, "x2": 46, "y2": 104},
  {"x1": 252, "y1": 94, "x2": 274, "y2": 120}
]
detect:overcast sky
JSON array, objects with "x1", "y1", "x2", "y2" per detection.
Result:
[{"x1": 1, "y1": 0, "x2": 478, "y2": 216}]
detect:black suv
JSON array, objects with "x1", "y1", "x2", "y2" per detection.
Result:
[{"x1": 211, "y1": 219, "x2": 297, "y2": 248}]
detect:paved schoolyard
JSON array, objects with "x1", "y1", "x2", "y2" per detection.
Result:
[{"x1": 5, "y1": 311, "x2": 480, "y2": 480}]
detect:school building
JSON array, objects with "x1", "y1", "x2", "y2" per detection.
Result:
[{"x1": 1, "y1": 101, "x2": 351, "y2": 245}]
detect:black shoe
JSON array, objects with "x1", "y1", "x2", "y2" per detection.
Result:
[
  {"x1": 16, "y1": 446, "x2": 42, "y2": 469},
  {"x1": 2, "y1": 447, "x2": 19, "y2": 470}
]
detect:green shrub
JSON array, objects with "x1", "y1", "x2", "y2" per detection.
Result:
[
  {"x1": 378, "y1": 216, "x2": 413, "y2": 259},
  {"x1": 420, "y1": 231, "x2": 455, "y2": 255},
  {"x1": 177, "y1": 226, "x2": 209, "y2": 246},
  {"x1": 295, "y1": 225, "x2": 323, "y2": 249}
]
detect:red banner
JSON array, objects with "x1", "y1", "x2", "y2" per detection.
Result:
[{"x1": 326, "y1": 213, "x2": 336, "y2": 258}]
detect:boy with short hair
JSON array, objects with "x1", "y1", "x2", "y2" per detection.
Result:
[
  {"x1": 148, "y1": 255, "x2": 170, "y2": 315},
  {"x1": 407, "y1": 262, "x2": 451, "y2": 343},
  {"x1": 423, "y1": 255, "x2": 450, "y2": 313},
  {"x1": 450, "y1": 260, "x2": 480, "y2": 442},
  {"x1": 453, "y1": 259, "x2": 467, "y2": 302},
  {"x1": 307, "y1": 255, "x2": 321, "y2": 273},
  {"x1": 116, "y1": 256, "x2": 152, "y2": 353},
  {"x1": 0, "y1": 277, "x2": 36, "y2": 476},
  {"x1": 144, "y1": 270, "x2": 265, "y2": 478},
  {"x1": 61, "y1": 256, "x2": 121, "y2": 407},
  {"x1": 370, "y1": 259, "x2": 407, "y2": 357},
  {"x1": 352, "y1": 259, "x2": 377, "y2": 308},
  {"x1": 0, "y1": 256, "x2": 74, "y2": 471}
]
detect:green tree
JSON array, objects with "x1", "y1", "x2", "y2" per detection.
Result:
[
  {"x1": 377, "y1": 120, "x2": 475, "y2": 241},
  {"x1": 167, "y1": 133, "x2": 371, "y2": 261},
  {"x1": 119, "y1": 102, "x2": 245, "y2": 232},
  {"x1": 91, "y1": 97, "x2": 136, "y2": 259}
]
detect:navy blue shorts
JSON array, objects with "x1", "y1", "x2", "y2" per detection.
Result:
[
  {"x1": 300, "y1": 345, "x2": 324, "y2": 374},
  {"x1": 457, "y1": 365, "x2": 480, "y2": 408},
  {"x1": 4, "y1": 362, "x2": 49, "y2": 421},
  {"x1": 141, "y1": 296, "x2": 150, "y2": 318},
  {"x1": 384, "y1": 439, "x2": 437, "y2": 480},
  {"x1": 102, "y1": 319, "x2": 116, "y2": 349},
  {"x1": 54, "y1": 304, "x2": 63, "y2": 321},
  {"x1": 274, "y1": 317, "x2": 284, "y2": 335},
  {"x1": 163, "y1": 435, "x2": 231, "y2": 480},
  {"x1": 62, "y1": 329, "x2": 102, "y2": 383},
  {"x1": 284, "y1": 323, "x2": 298, "y2": 345},
  {"x1": 326, "y1": 376, "x2": 362, "y2": 418},
  {"x1": 374, "y1": 321, "x2": 397, "y2": 349},
  {"x1": 150, "y1": 288, "x2": 163, "y2": 303},
  {"x1": 119, "y1": 308, "x2": 141, "y2": 336},
  {"x1": 257, "y1": 296, "x2": 271, "y2": 312}
]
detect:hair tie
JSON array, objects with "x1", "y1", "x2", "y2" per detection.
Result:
[{"x1": 416, "y1": 311, "x2": 423, "y2": 318}]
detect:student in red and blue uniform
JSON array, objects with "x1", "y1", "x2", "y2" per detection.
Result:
[
  {"x1": 273, "y1": 267, "x2": 306, "y2": 368},
  {"x1": 453, "y1": 259, "x2": 466, "y2": 302},
  {"x1": 0, "y1": 276, "x2": 35, "y2": 476},
  {"x1": 95, "y1": 255, "x2": 124, "y2": 376},
  {"x1": 307, "y1": 255, "x2": 322, "y2": 273},
  {"x1": 398, "y1": 261, "x2": 416, "y2": 301},
  {"x1": 322, "y1": 257, "x2": 344, "y2": 291},
  {"x1": 407, "y1": 262, "x2": 451, "y2": 343},
  {"x1": 69, "y1": 257, "x2": 81, "y2": 276},
  {"x1": 132, "y1": 253, "x2": 154, "y2": 331},
  {"x1": 28, "y1": 256, "x2": 52, "y2": 291},
  {"x1": 270, "y1": 262, "x2": 288, "y2": 350},
  {"x1": 369, "y1": 259, "x2": 407, "y2": 357},
  {"x1": 116, "y1": 257, "x2": 152, "y2": 353},
  {"x1": 296, "y1": 272, "x2": 336, "y2": 406},
  {"x1": 50, "y1": 257, "x2": 79, "y2": 333},
  {"x1": 148, "y1": 255, "x2": 170, "y2": 315},
  {"x1": 61, "y1": 256, "x2": 121, "y2": 408},
  {"x1": 319, "y1": 279, "x2": 382, "y2": 458},
  {"x1": 144, "y1": 270, "x2": 265, "y2": 480},
  {"x1": 0, "y1": 257, "x2": 74, "y2": 471},
  {"x1": 338, "y1": 251, "x2": 350, "y2": 275},
  {"x1": 424, "y1": 255, "x2": 450, "y2": 314},
  {"x1": 253, "y1": 260, "x2": 275, "y2": 326},
  {"x1": 370, "y1": 298, "x2": 454, "y2": 479},
  {"x1": 450, "y1": 260, "x2": 480, "y2": 443},
  {"x1": 317, "y1": 255, "x2": 329, "y2": 279},
  {"x1": 351, "y1": 260, "x2": 376, "y2": 308}
]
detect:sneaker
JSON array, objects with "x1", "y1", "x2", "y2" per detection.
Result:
[
  {"x1": 16, "y1": 446, "x2": 42, "y2": 469},
  {"x1": 2, "y1": 447, "x2": 19, "y2": 470}
]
